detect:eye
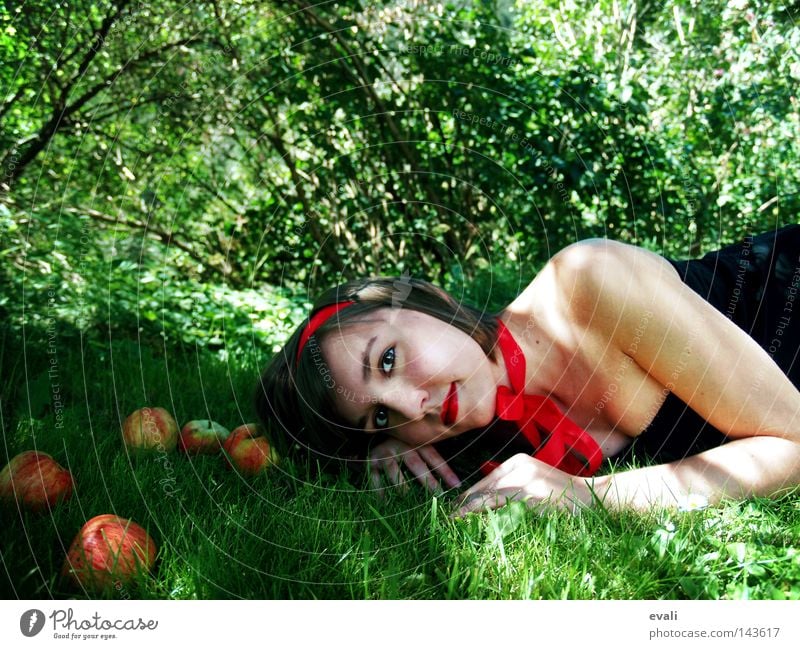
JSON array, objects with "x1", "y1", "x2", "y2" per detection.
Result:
[
  {"x1": 374, "y1": 406, "x2": 389, "y2": 429},
  {"x1": 380, "y1": 347, "x2": 395, "y2": 375}
]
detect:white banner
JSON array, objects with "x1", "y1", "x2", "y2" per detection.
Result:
[
  {"x1": 0, "y1": 600, "x2": 800, "y2": 649},
  {"x1": 0, "y1": 600, "x2": 798, "y2": 648}
]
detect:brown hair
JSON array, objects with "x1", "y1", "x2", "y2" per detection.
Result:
[{"x1": 254, "y1": 276, "x2": 504, "y2": 475}]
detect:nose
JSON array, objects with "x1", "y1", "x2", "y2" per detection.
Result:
[{"x1": 383, "y1": 384, "x2": 428, "y2": 422}]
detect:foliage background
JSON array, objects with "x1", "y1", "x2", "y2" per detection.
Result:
[
  {"x1": 1, "y1": 0, "x2": 800, "y2": 599},
  {"x1": 4, "y1": 0, "x2": 800, "y2": 356}
]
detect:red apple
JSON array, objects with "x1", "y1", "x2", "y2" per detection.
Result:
[
  {"x1": 122, "y1": 407, "x2": 178, "y2": 452},
  {"x1": 0, "y1": 451, "x2": 74, "y2": 512},
  {"x1": 222, "y1": 424, "x2": 278, "y2": 476},
  {"x1": 178, "y1": 419, "x2": 231, "y2": 454},
  {"x1": 62, "y1": 514, "x2": 157, "y2": 593}
]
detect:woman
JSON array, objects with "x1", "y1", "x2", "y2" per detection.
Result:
[{"x1": 256, "y1": 225, "x2": 800, "y2": 514}]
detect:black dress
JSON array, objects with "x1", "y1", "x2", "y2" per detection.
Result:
[{"x1": 612, "y1": 224, "x2": 800, "y2": 465}]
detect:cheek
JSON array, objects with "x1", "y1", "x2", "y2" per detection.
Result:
[{"x1": 406, "y1": 342, "x2": 453, "y2": 378}]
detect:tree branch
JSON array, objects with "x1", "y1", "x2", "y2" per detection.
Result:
[
  {"x1": 63, "y1": 36, "x2": 203, "y2": 120},
  {"x1": 0, "y1": 84, "x2": 28, "y2": 122},
  {"x1": 64, "y1": 206, "x2": 213, "y2": 270},
  {"x1": 1, "y1": 34, "x2": 204, "y2": 189},
  {"x1": 62, "y1": 0, "x2": 133, "y2": 108}
]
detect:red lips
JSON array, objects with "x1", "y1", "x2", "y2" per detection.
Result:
[{"x1": 441, "y1": 382, "x2": 458, "y2": 426}]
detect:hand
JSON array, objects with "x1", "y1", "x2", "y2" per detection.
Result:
[
  {"x1": 453, "y1": 453, "x2": 591, "y2": 516},
  {"x1": 367, "y1": 438, "x2": 462, "y2": 496}
]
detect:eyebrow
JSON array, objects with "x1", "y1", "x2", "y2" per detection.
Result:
[
  {"x1": 356, "y1": 335, "x2": 377, "y2": 431},
  {"x1": 362, "y1": 335, "x2": 377, "y2": 383}
]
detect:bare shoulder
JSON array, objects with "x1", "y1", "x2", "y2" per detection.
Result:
[
  {"x1": 548, "y1": 238, "x2": 681, "y2": 324},
  {"x1": 551, "y1": 237, "x2": 679, "y2": 282},
  {"x1": 505, "y1": 238, "x2": 677, "y2": 324}
]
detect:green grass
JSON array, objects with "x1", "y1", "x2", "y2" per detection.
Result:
[{"x1": 2, "y1": 330, "x2": 800, "y2": 599}]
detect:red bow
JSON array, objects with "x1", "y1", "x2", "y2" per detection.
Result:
[{"x1": 479, "y1": 320, "x2": 603, "y2": 477}]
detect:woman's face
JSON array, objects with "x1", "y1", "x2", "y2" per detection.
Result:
[{"x1": 320, "y1": 307, "x2": 505, "y2": 447}]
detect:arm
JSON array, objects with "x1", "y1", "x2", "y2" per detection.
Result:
[
  {"x1": 456, "y1": 435, "x2": 800, "y2": 515},
  {"x1": 590, "y1": 434, "x2": 800, "y2": 511},
  {"x1": 457, "y1": 238, "x2": 800, "y2": 515}
]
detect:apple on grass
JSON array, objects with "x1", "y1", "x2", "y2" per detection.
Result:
[
  {"x1": 0, "y1": 451, "x2": 74, "y2": 512},
  {"x1": 122, "y1": 407, "x2": 178, "y2": 452},
  {"x1": 222, "y1": 424, "x2": 279, "y2": 476},
  {"x1": 178, "y1": 420, "x2": 231, "y2": 454},
  {"x1": 62, "y1": 514, "x2": 157, "y2": 593}
]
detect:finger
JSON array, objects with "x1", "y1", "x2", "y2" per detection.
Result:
[
  {"x1": 451, "y1": 491, "x2": 502, "y2": 518},
  {"x1": 376, "y1": 457, "x2": 404, "y2": 489},
  {"x1": 454, "y1": 486, "x2": 528, "y2": 517},
  {"x1": 417, "y1": 446, "x2": 461, "y2": 489},
  {"x1": 368, "y1": 441, "x2": 403, "y2": 463},
  {"x1": 400, "y1": 451, "x2": 443, "y2": 494},
  {"x1": 370, "y1": 467, "x2": 385, "y2": 499},
  {"x1": 458, "y1": 473, "x2": 498, "y2": 503},
  {"x1": 458, "y1": 457, "x2": 527, "y2": 502}
]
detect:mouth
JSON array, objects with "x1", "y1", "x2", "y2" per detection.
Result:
[{"x1": 440, "y1": 382, "x2": 458, "y2": 426}]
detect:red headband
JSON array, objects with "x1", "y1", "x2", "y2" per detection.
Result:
[{"x1": 295, "y1": 301, "x2": 356, "y2": 364}]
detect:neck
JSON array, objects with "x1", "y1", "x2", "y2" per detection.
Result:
[{"x1": 495, "y1": 309, "x2": 565, "y2": 397}]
